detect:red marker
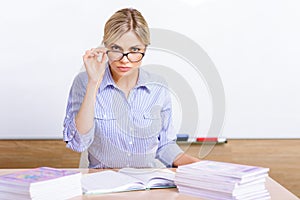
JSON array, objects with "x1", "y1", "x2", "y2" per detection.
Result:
[
  {"x1": 196, "y1": 137, "x2": 227, "y2": 143},
  {"x1": 196, "y1": 137, "x2": 217, "y2": 142}
]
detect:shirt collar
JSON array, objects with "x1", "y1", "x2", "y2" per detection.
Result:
[
  {"x1": 99, "y1": 63, "x2": 152, "y2": 93},
  {"x1": 136, "y1": 68, "x2": 151, "y2": 92},
  {"x1": 98, "y1": 63, "x2": 116, "y2": 92}
]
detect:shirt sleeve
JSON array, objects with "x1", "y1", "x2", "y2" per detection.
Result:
[
  {"x1": 63, "y1": 72, "x2": 95, "y2": 152},
  {"x1": 156, "y1": 86, "x2": 183, "y2": 167}
]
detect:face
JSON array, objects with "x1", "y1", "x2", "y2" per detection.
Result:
[{"x1": 106, "y1": 31, "x2": 146, "y2": 80}]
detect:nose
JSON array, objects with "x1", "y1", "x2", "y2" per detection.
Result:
[{"x1": 120, "y1": 54, "x2": 130, "y2": 63}]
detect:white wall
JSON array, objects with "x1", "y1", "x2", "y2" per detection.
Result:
[{"x1": 0, "y1": 0, "x2": 299, "y2": 139}]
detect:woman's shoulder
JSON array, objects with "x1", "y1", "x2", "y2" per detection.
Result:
[
  {"x1": 140, "y1": 68, "x2": 168, "y2": 86},
  {"x1": 75, "y1": 71, "x2": 88, "y2": 80},
  {"x1": 72, "y1": 71, "x2": 89, "y2": 87}
]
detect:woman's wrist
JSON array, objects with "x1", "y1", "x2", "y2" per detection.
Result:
[
  {"x1": 87, "y1": 79, "x2": 102, "y2": 96},
  {"x1": 173, "y1": 153, "x2": 200, "y2": 167}
]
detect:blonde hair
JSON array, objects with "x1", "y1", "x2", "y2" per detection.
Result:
[{"x1": 102, "y1": 8, "x2": 150, "y2": 47}]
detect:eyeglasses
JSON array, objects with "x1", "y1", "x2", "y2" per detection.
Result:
[{"x1": 106, "y1": 50, "x2": 145, "y2": 63}]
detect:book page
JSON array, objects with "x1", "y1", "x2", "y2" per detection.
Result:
[
  {"x1": 178, "y1": 161, "x2": 269, "y2": 179},
  {"x1": 118, "y1": 168, "x2": 176, "y2": 189},
  {"x1": 81, "y1": 170, "x2": 145, "y2": 194}
]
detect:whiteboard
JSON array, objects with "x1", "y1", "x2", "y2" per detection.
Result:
[{"x1": 0, "y1": 0, "x2": 299, "y2": 139}]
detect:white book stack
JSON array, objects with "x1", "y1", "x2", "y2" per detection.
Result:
[
  {"x1": 175, "y1": 161, "x2": 270, "y2": 200},
  {"x1": 0, "y1": 167, "x2": 82, "y2": 200}
]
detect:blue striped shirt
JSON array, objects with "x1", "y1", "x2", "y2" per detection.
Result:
[{"x1": 63, "y1": 64, "x2": 183, "y2": 168}]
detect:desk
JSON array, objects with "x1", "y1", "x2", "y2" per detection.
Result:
[{"x1": 0, "y1": 169, "x2": 298, "y2": 200}]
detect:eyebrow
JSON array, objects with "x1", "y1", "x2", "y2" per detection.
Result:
[{"x1": 111, "y1": 43, "x2": 144, "y2": 50}]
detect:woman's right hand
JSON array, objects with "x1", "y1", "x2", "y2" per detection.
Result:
[{"x1": 83, "y1": 47, "x2": 107, "y2": 87}]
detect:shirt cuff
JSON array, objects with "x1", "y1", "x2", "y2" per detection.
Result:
[
  {"x1": 157, "y1": 141, "x2": 183, "y2": 167},
  {"x1": 65, "y1": 118, "x2": 95, "y2": 152}
]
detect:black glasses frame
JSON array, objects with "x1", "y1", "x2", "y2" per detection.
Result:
[{"x1": 106, "y1": 50, "x2": 145, "y2": 63}]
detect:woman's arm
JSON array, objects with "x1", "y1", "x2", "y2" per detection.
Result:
[
  {"x1": 75, "y1": 82, "x2": 99, "y2": 134},
  {"x1": 75, "y1": 48, "x2": 107, "y2": 134},
  {"x1": 63, "y1": 48, "x2": 107, "y2": 152},
  {"x1": 63, "y1": 73, "x2": 97, "y2": 152},
  {"x1": 156, "y1": 84, "x2": 200, "y2": 167},
  {"x1": 172, "y1": 153, "x2": 200, "y2": 167}
]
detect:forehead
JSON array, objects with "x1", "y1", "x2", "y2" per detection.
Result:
[{"x1": 112, "y1": 31, "x2": 144, "y2": 49}]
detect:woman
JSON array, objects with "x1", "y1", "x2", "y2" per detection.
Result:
[{"x1": 63, "y1": 8, "x2": 199, "y2": 168}]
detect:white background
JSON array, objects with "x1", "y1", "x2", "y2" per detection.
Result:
[{"x1": 0, "y1": 0, "x2": 299, "y2": 139}]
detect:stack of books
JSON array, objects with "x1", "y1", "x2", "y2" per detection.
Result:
[
  {"x1": 0, "y1": 167, "x2": 82, "y2": 200},
  {"x1": 175, "y1": 160, "x2": 270, "y2": 200}
]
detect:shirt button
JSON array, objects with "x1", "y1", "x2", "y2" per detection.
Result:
[
  {"x1": 129, "y1": 141, "x2": 133, "y2": 145},
  {"x1": 127, "y1": 153, "x2": 131, "y2": 156}
]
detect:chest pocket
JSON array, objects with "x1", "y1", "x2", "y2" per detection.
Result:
[
  {"x1": 143, "y1": 112, "x2": 161, "y2": 120},
  {"x1": 130, "y1": 111, "x2": 162, "y2": 138},
  {"x1": 94, "y1": 112, "x2": 116, "y2": 121},
  {"x1": 94, "y1": 110, "x2": 163, "y2": 138},
  {"x1": 94, "y1": 112, "x2": 117, "y2": 137}
]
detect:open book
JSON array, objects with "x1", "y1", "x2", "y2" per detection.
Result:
[{"x1": 81, "y1": 168, "x2": 176, "y2": 195}]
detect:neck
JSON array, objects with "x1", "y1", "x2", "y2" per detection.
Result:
[{"x1": 112, "y1": 68, "x2": 139, "y2": 92}]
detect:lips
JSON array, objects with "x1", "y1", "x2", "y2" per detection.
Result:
[{"x1": 117, "y1": 66, "x2": 131, "y2": 72}]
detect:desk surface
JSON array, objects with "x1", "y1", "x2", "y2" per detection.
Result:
[{"x1": 0, "y1": 169, "x2": 298, "y2": 200}]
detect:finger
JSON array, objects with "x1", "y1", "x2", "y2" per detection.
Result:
[
  {"x1": 83, "y1": 54, "x2": 95, "y2": 64},
  {"x1": 99, "y1": 52, "x2": 107, "y2": 63},
  {"x1": 96, "y1": 52, "x2": 105, "y2": 63},
  {"x1": 83, "y1": 50, "x2": 91, "y2": 60},
  {"x1": 83, "y1": 47, "x2": 107, "y2": 62},
  {"x1": 90, "y1": 49, "x2": 98, "y2": 57},
  {"x1": 87, "y1": 48, "x2": 102, "y2": 59},
  {"x1": 94, "y1": 47, "x2": 107, "y2": 55},
  {"x1": 84, "y1": 50, "x2": 98, "y2": 59}
]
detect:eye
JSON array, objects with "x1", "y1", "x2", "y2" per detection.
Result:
[
  {"x1": 131, "y1": 47, "x2": 141, "y2": 52},
  {"x1": 111, "y1": 45, "x2": 121, "y2": 51}
]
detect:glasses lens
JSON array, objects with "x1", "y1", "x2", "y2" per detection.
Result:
[
  {"x1": 128, "y1": 52, "x2": 144, "y2": 62},
  {"x1": 107, "y1": 51, "x2": 123, "y2": 61},
  {"x1": 107, "y1": 51, "x2": 144, "y2": 62}
]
